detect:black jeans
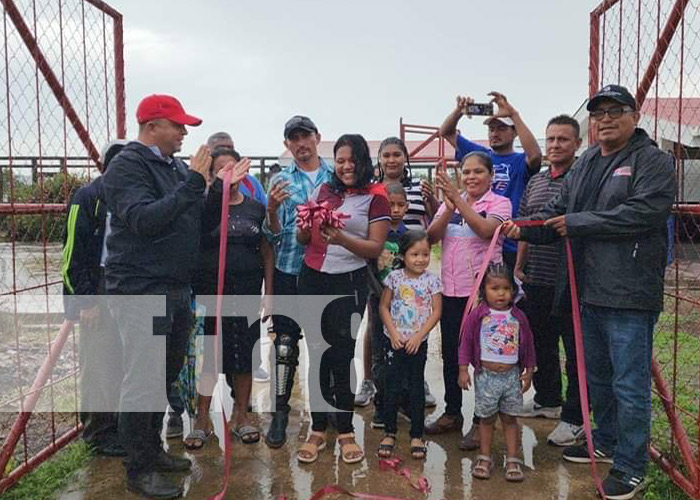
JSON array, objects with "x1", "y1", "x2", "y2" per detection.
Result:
[
  {"x1": 381, "y1": 335, "x2": 427, "y2": 438},
  {"x1": 109, "y1": 285, "x2": 191, "y2": 478},
  {"x1": 298, "y1": 264, "x2": 368, "y2": 434},
  {"x1": 440, "y1": 296, "x2": 468, "y2": 417},
  {"x1": 521, "y1": 284, "x2": 582, "y2": 425}
]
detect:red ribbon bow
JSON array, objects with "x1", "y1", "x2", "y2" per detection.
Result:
[{"x1": 297, "y1": 200, "x2": 350, "y2": 231}]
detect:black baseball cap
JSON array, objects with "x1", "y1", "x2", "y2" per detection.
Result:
[
  {"x1": 284, "y1": 115, "x2": 318, "y2": 139},
  {"x1": 587, "y1": 84, "x2": 637, "y2": 111}
]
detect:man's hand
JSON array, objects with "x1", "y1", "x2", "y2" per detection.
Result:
[
  {"x1": 404, "y1": 334, "x2": 423, "y2": 355},
  {"x1": 189, "y1": 145, "x2": 212, "y2": 182},
  {"x1": 514, "y1": 266, "x2": 528, "y2": 284},
  {"x1": 456, "y1": 95, "x2": 475, "y2": 118},
  {"x1": 545, "y1": 215, "x2": 568, "y2": 236},
  {"x1": 217, "y1": 158, "x2": 251, "y2": 186},
  {"x1": 501, "y1": 220, "x2": 521, "y2": 240},
  {"x1": 458, "y1": 367, "x2": 471, "y2": 390},
  {"x1": 80, "y1": 305, "x2": 100, "y2": 331},
  {"x1": 489, "y1": 91, "x2": 518, "y2": 119},
  {"x1": 267, "y1": 180, "x2": 290, "y2": 213}
]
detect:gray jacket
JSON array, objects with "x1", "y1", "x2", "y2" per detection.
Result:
[{"x1": 521, "y1": 128, "x2": 676, "y2": 313}]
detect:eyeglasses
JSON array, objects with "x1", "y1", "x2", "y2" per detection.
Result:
[{"x1": 589, "y1": 106, "x2": 634, "y2": 120}]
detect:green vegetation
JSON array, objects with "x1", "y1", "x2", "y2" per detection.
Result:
[
  {"x1": 3, "y1": 441, "x2": 92, "y2": 500},
  {"x1": 0, "y1": 173, "x2": 86, "y2": 242}
]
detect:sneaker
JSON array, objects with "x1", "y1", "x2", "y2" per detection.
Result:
[
  {"x1": 165, "y1": 411, "x2": 183, "y2": 439},
  {"x1": 370, "y1": 408, "x2": 385, "y2": 429},
  {"x1": 602, "y1": 469, "x2": 646, "y2": 499},
  {"x1": 562, "y1": 444, "x2": 613, "y2": 464},
  {"x1": 253, "y1": 366, "x2": 270, "y2": 382},
  {"x1": 354, "y1": 380, "x2": 376, "y2": 407},
  {"x1": 424, "y1": 381, "x2": 437, "y2": 408},
  {"x1": 547, "y1": 421, "x2": 585, "y2": 447},
  {"x1": 518, "y1": 401, "x2": 562, "y2": 419}
]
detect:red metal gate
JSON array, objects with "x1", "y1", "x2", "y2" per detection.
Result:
[
  {"x1": 0, "y1": 0, "x2": 124, "y2": 492},
  {"x1": 590, "y1": 0, "x2": 700, "y2": 497}
]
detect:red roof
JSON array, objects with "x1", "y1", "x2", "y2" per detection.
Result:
[
  {"x1": 279, "y1": 139, "x2": 489, "y2": 162},
  {"x1": 640, "y1": 98, "x2": 700, "y2": 127}
]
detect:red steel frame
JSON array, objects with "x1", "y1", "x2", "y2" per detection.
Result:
[
  {"x1": 0, "y1": 0, "x2": 124, "y2": 493},
  {"x1": 590, "y1": 0, "x2": 700, "y2": 498}
]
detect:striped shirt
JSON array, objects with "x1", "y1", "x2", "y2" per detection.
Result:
[
  {"x1": 517, "y1": 167, "x2": 570, "y2": 287},
  {"x1": 403, "y1": 179, "x2": 429, "y2": 228},
  {"x1": 262, "y1": 158, "x2": 334, "y2": 276}
]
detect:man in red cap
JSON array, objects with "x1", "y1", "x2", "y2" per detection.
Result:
[{"x1": 103, "y1": 94, "x2": 249, "y2": 499}]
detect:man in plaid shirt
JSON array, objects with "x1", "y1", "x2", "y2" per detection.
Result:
[{"x1": 263, "y1": 115, "x2": 334, "y2": 448}]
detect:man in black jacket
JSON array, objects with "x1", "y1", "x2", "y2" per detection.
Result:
[
  {"x1": 504, "y1": 85, "x2": 676, "y2": 500},
  {"x1": 62, "y1": 140, "x2": 127, "y2": 457},
  {"x1": 103, "y1": 94, "x2": 218, "y2": 500}
]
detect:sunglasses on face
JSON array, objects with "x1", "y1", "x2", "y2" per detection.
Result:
[{"x1": 589, "y1": 106, "x2": 634, "y2": 120}]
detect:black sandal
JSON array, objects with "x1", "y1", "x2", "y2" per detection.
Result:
[
  {"x1": 378, "y1": 434, "x2": 396, "y2": 458},
  {"x1": 410, "y1": 438, "x2": 427, "y2": 460}
]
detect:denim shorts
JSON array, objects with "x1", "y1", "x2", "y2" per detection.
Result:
[{"x1": 474, "y1": 366, "x2": 523, "y2": 418}]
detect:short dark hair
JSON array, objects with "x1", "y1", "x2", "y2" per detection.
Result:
[
  {"x1": 460, "y1": 150, "x2": 493, "y2": 173},
  {"x1": 386, "y1": 183, "x2": 407, "y2": 199},
  {"x1": 398, "y1": 229, "x2": 429, "y2": 256},
  {"x1": 331, "y1": 134, "x2": 374, "y2": 191},
  {"x1": 211, "y1": 147, "x2": 240, "y2": 162},
  {"x1": 546, "y1": 115, "x2": 581, "y2": 139}
]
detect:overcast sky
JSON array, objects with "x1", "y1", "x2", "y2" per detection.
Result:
[{"x1": 113, "y1": 0, "x2": 603, "y2": 156}]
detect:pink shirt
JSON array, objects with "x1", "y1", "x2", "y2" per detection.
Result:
[{"x1": 435, "y1": 190, "x2": 511, "y2": 297}]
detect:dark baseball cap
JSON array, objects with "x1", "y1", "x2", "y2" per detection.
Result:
[
  {"x1": 284, "y1": 115, "x2": 318, "y2": 139},
  {"x1": 587, "y1": 84, "x2": 637, "y2": 111}
]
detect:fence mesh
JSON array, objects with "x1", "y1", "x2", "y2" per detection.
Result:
[
  {"x1": 592, "y1": 0, "x2": 700, "y2": 495},
  {"x1": 0, "y1": 0, "x2": 123, "y2": 491}
]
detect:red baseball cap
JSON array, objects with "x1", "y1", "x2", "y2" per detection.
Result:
[{"x1": 136, "y1": 94, "x2": 202, "y2": 126}]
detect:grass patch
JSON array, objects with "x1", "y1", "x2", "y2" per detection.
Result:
[
  {"x1": 3, "y1": 440, "x2": 91, "y2": 500},
  {"x1": 644, "y1": 463, "x2": 688, "y2": 499}
]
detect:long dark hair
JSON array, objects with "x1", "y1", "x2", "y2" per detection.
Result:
[
  {"x1": 478, "y1": 262, "x2": 518, "y2": 305},
  {"x1": 330, "y1": 134, "x2": 374, "y2": 191},
  {"x1": 376, "y1": 136, "x2": 412, "y2": 187}
]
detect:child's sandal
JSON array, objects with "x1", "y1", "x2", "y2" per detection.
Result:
[
  {"x1": 505, "y1": 457, "x2": 525, "y2": 482},
  {"x1": 410, "y1": 438, "x2": 427, "y2": 460},
  {"x1": 471, "y1": 454, "x2": 493, "y2": 480},
  {"x1": 297, "y1": 431, "x2": 327, "y2": 464},
  {"x1": 378, "y1": 434, "x2": 396, "y2": 458}
]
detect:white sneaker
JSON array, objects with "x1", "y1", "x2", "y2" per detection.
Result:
[
  {"x1": 518, "y1": 402, "x2": 562, "y2": 419},
  {"x1": 354, "y1": 380, "x2": 376, "y2": 407},
  {"x1": 547, "y1": 421, "x2": 584, "y2": 447}
]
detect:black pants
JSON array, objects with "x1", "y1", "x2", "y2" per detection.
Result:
[
  {"x1": 298, "y1": 264, "x2": 367, "y2": 434},
  {"x1": 110, "y1": 285, "x2": 191, "y2": 479},
  {"x1": 521, "y1": 284, "x2": 582, "y2": 425},
  {"x1": 382, "y1": 335, "x2": 427, "y2": 438},
  {"x1": 440, "y1": 295, "x2": 468, "y2": 417}
]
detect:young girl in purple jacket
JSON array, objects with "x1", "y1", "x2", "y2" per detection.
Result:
[{"x1": 458, "y1": 263, "x2": 536, "y2": 482}]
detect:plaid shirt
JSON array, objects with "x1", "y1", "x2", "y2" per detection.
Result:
[{"x1": 263, "y1": 158, "x2": 334, "y2": 275}]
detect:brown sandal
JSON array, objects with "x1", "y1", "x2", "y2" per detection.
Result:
[
  {"x1": 505, "y1": 457, "x2": 525, "y2": 482},
  {"x1": 424, "y1": 413, "x2": 463, "y2": 435},
  {"x1": 472, "y1": 455, "x2": 493, "y2": 480},
  {"x1": 297, "y1": 431, "x2": 327, "y2": 464},
  {"x1": 337, "y1": 432, "x2": 364, "y2": 464}
]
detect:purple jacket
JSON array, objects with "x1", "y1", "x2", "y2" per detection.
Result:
[{"x1": 458, "y1": 302, "x2": 536, "y2": 372}]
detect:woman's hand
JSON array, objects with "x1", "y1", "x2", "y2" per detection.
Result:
[
  {"x1": 435, "y1": 171, "x2": 460, "y2": 210},
  {"x1": 501, "y1": 220, "x2": 522, "y2": 240},
  {"x1": 321, "y1": 226, "x2": 346, "y2": 246},
  {"x1": 217, "y1": 157, "x2": 251, "y2": 185},
  {"x1": 458, "y1": 367, "x2": 471, "y2": 390}
]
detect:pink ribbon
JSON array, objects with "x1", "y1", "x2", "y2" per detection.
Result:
[{"x1": 297, "y1": 200, "x2": 350, "y2": 231}]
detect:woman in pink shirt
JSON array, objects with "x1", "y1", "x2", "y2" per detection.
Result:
[{"x1": 426, "y1": 151, "x2": 511, "y2": 448}]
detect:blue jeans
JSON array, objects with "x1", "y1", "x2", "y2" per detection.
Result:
[{"x1": 582, "y1": 304, "x2": 658, "y2": 478}]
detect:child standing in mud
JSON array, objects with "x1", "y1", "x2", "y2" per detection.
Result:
[
  {"x1": 458, "y1": 263, "x2": 536, "y2": 481},
  {"x1": 378, "y1": 230, "x2": 442, "y2": 460}
]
